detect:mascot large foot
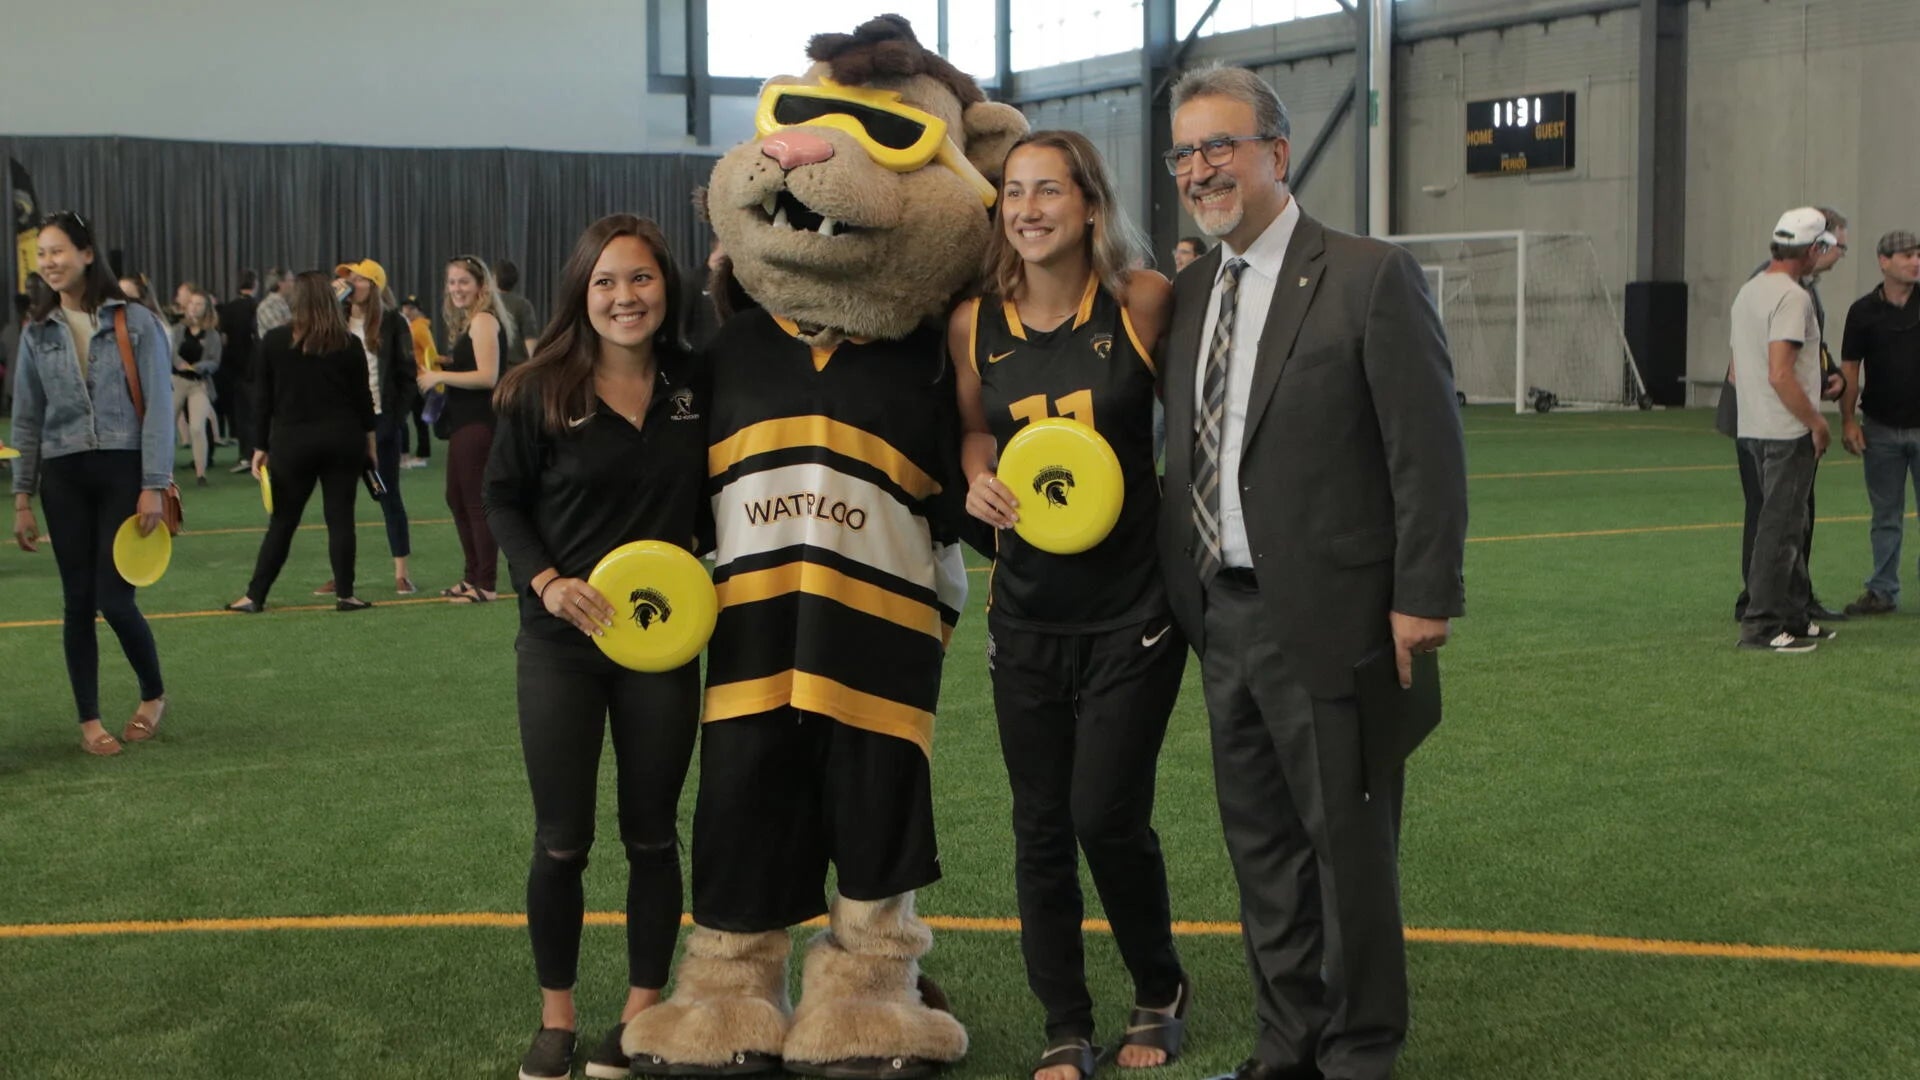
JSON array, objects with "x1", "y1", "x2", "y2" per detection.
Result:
[
  {"x1": 782, "y1": 893, "x2": 967, "y2": 1079},
  {"x1": 623, "y1": 926, "x2": 791, "y2": 1076}
]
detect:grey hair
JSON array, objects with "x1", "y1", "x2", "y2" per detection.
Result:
[
  {"x1": 1816, "y1": 206, "x2": 1848, "y2": 231},
  {"x1": 1170, "y1": 63, "x2": 1291, "y2": 140}
]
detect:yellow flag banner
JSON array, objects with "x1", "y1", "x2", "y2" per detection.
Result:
[{"x1": 11, "y1": 158, "x2": 38, "y2": 288}]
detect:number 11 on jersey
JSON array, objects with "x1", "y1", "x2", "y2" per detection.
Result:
[{"x1": 1008, "y1": 389, "x2": 1095, "y2": 429}]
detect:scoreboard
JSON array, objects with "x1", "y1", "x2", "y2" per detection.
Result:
[{"x1": 1466, "y1": 91, "x2": 1575, "y2": 176}]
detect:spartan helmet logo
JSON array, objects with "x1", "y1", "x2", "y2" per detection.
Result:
[
  {"x1": 1091, "y1": 333, "x2": 1113, "y2": 360},
  {"x1": 628, "y1": 587, "x2": 673, "y2": 629},
  {"x1": 670, "y1": 387, "x2": 696, "y2": 418},
  {"x1": 1033, "y1": 465, "x2": 1075, "y2": 508}
]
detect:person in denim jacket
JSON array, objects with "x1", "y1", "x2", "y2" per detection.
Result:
[{"x1": 10, "y1": 211, "x2": 174, "y2": 756}]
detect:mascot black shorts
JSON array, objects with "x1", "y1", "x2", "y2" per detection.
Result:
[{"x1": 690, "y1": 708, "x2": 941, "y2": 932}]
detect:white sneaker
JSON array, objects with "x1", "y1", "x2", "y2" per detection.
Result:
[{"x1": 1739, "y1": 632, "x2": 1817, "y2": 653}]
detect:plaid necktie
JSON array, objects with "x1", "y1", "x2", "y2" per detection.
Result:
[{"x1": 1193, "y1": 258, "x2": 1247, "y2": 584}]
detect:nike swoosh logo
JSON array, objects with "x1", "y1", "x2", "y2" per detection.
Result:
[
  {"x1": 566, "y1": 415, "x2": 592, "y2": 428},
  {"x1": 1141, "y1": 625, "x2": 1171, "y2": 648},
  {"x1": 987, "y1": 350, "x2": 1015, "y2": 364}
]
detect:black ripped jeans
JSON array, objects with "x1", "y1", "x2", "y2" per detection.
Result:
[{"x1": 515, "y1": 633, "x2": 701, "y2": 991}]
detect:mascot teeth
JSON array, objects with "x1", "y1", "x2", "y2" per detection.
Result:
[
  {"x1": 763, "y1": 194, "x2": 778, "y2": 216},
  {"x1": 817, "y1": 217, "x2": 839, "y2": 237}
]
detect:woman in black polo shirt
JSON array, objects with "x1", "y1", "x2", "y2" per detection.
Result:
[{"x1": 482, "y1": 214, "x2": 706, "y2": 1080}]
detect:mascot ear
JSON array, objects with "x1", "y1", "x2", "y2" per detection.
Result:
[{"x1": 961, "y1": 101, "x2": 1030, "y2": 186}]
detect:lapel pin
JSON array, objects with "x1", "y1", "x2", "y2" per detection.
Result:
[{"x1": 1298, "y1": 276, "x2": 1309, "y2": 287}]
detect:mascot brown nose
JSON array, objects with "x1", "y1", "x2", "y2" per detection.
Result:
[{"x1": 761, "y1": 131, "x2": 835, "y2": 170}]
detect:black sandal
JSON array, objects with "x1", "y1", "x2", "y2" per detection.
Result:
[
  {"x1": 1033, "y1": 1038, "x2": 1099, "y2": 1080},
  {"x1": 1116, "y1": 973, "x2": 1191, "y2": 1067},
  {"x1": 335, "y1": 597, "x2": 374, "y2": 612},
  {"x1": 224, "y1": 598, "x2": 263, "y2": 614}
]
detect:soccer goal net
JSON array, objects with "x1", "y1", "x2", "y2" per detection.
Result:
[{"x1": 1388, "y1": 231, "x2": 1650, "y2": 413}]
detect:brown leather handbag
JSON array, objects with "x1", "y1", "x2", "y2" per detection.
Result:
[{"x1": 113, "y1": 307, "x2": 185, "y2": 535}]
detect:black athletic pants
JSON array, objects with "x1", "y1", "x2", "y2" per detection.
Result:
[
  {"x1": 38, "y1": 450, "x2": 165, "y2": 722},
  {"x1": 988, "y1": 611, "x2": 1188, "y2": 1042},
  {"x1": 516, "y1": 635, "x2": 700, "y2": 990},
  {"x1": 247, "y1": 425, "x2": 363, "y2": 604}
]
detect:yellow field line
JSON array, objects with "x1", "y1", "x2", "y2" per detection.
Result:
[
  {"x1": 1470, "y1": 464, "x2": 1729, "y2": 480},
  {"x1": 1, "y1": 911, "x2": 1913, "y2": 970},
  {"x1": 0, "y1": 596, "x2": 462, "y2": 630},
  {"x1": 1462, "y1": 423, "x2": 1716, "y2": 436},
  {"x1": 186, "y1": 518, "x2": 453, "y2": 538},
  {"x1": 9, "y1": 513, "x2": 1915, "y2": 615}
]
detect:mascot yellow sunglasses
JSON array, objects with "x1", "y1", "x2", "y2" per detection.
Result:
[{"x1": 756, "y1": 79, "x2": 998, "y2": 208}]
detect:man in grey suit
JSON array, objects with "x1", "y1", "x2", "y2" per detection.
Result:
[{"x1": 1156, "y1": 65, "x2": 1468, "y2": 1080}]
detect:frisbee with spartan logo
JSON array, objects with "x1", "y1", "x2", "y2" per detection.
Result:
[
  {"x1": 996, "y1": 417, "x2": 1124, "y2": 555},
  {"x1": 585, "y1": 540, "x2": 719, "y2": 672}
]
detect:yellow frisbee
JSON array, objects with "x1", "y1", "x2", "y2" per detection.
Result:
[
  {"x1": 585, "y1": 540, "x2": 718, "y2": 672},
  {"x1": 0, "y1": 446, "x2": 19, "y2": 460},
  {"x1": 112, "y1": 515, "x2": 172, "y2": 587},
  {"x1": 259, "y1": 465, "x2": 273, "y2": 514},
  {"x1": 996, "y1": 417, "x2": 1124, "y2": 555}
]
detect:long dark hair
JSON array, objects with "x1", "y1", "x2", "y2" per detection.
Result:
[
  {"x1": 289, "y1": 271, "x2": 351, "y2": 355},
  {"x1": 494, "y1": 214, "x2": 686, "y2": 436},
  {"x1": 28, "y1": 212, "x2": 126, "y2": 321}
]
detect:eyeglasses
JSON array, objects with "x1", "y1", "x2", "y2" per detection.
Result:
[
  {"x1": 1163, "y1": 135, "x2": 1278, "y2": 176},
  {"x1": 755, "y1": 79, "x2": 997, "y2": 208}
]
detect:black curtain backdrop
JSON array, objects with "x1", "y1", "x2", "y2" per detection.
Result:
[{"x1": 2, "y1": 136, "x2": 720, "y2": 343}]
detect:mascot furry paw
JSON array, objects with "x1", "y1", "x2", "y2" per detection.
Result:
[{"x1": 622, "y1": 13, "x2": 1024, "y2": 1080}]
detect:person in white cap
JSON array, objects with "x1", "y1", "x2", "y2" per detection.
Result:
[{"x1": 1728, "y1": 207, "x2": 1836, "y2": 652}]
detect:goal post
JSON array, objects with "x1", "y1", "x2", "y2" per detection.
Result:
[{"x1": 1387, "y1": 230, "x2": 1650, "y2": 413}]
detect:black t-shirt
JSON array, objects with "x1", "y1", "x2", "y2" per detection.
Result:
[
  {"x1": 971, "y1": 279, "x2": 1166, "y2": 632},
  {"x1": 443, "y1": 322, "x2": 509, "y2": 433},
  {"x1": 1842, "y1": 285, "x2": 1920, "y2": 428},
  {"x1": 482, "y1": 357, "x2": 710, "y2": 641}
]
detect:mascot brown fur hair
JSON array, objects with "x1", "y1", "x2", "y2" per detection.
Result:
[{"x1": 623, "y1": 14, "x2": 1025, "y2": 1080}]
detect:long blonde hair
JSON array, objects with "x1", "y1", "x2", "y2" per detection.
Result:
[
  {"x1": 981, "y1": 129, "x2": 1148, "y2": 303},
  {"x1": 443, "y1": 254, "x2": 514, "y2": 343},
  {"x1": 184, "y1": 288, "x2": 221, "y2": 334}
]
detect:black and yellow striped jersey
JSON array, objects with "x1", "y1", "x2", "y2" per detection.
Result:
[
  {"x1": 971, "y1": 275, "x2": 1166, "y2": 632},
  {"x1": 704, "y1": 308, "x2": 969, "y2": 758}
]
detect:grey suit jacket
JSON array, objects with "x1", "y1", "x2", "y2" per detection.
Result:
[{"x1": 1157, "y1": 211, "x2": 1468, "y2": 700}]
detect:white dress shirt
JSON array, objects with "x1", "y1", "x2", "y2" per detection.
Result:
[
  {"x1": 349, "y1": 315, "x2": 383, "y2": 416},
  {"x1": 1193, "y1": 195, "x2": 1300, "y2": 569}
]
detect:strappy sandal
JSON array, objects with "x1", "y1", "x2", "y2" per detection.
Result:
[
  {"x1": 225, "y1": 598, "x2": 263, "y2": 614},
  {"x1": 1033, "y1": 1038, "x2": 1099, "y2": 1080},
  {"x1": 451, "y1": 588, "x2": 495, "y2": 603},
  {"x1": 440, "y1": 582, "x2": 475, "y2": 599},
  {"x1": 123, "y1": 697, "x2": 167, "y2": 743},
  {"x1": 81, "y1": 728, "x2": 123, "y2": 757},
  {"x1": 335, "y1": 597, "x2": 374, "y2": 612},
  {"x1": 1116, "y1": 973, "x2": 1191, "y2": 1068}
]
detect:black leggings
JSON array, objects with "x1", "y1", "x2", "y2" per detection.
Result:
[
  {"x1": 989, "y1": 613, "x2": 1188, "y2": 1042},
  {"x1": 247, "y1": 427, "x2": 363, "y2": 604},
  {"x1": 516, "y1": 634, "x2": 700, "y2": 991},
  {"x1": 374, "y1": 414, "x2": 410, "y2": 559},
  {"x1": 38, "y1": 451, "x2": 166, "y2": 723}
]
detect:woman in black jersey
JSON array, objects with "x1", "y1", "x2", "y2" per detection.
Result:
[
  {"x1": 482, "y1": 215, "x2": 706, "y2": 1080},
  {"x1": 419, "y1": 255, "x2": 510, "y2": 602},
  {"x1": 949, "y1": 130, "x2": 1188, "y2": 1080}
]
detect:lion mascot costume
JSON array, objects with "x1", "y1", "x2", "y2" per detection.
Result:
[{"x1": 623, "y1": 14, "x2": 1025, "y2": 1079}]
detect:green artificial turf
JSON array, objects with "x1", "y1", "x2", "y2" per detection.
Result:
[{"x1": 1, "y1": 407, "x2": 1916, "y2": 1078}]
